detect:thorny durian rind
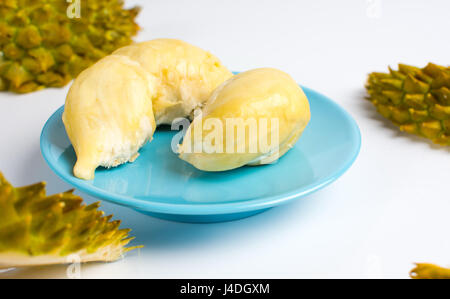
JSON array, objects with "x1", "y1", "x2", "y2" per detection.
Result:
[
  {"x1": 0, "y1": 172, "x2": 141, "y2": 269},
  {"x1": 0, "y1": 0, "x2": 140, "y2": 93},
  {"x1": 410, "y1": 263, "x2": 450, "y2": 279},
  {"x1": 366, "y1": 63, "x2": 450, "y2": 145}
]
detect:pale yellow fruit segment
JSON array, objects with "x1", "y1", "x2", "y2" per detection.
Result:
[
  {"x1": 179, "y1": 68, "x2": 311, "y2": 171},
  {"x1": 113, "y1": 39, "x2": 233, "y2": 124},
  {"x1": 62, "y1": 55, "x2": 157, "y2": 180}
]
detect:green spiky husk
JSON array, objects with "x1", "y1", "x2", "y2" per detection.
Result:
[
  {"x1": 0, "y1": 172, "x2": 140, "y2": 269},
  {"x1": 410, "y1": 263, "x2": 450, "y2": 279},
  {"x1": 366, "y1": 63, "x2": 450, "y2": 145},
  {"x1": 0, "y1": 0, "x2": 140, "y2": 93}
]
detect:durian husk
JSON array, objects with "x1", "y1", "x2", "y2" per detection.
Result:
[
  {"x1": 410, "y1": 263, "x2": 450, "y2": 279},
  {"x1": 0, "y1": 172, "x2": 141, "y2": 269},
  {"x1": 0, "y1": 0, "x2": 140, "y2": 93},
  {"x1": 366, "y1": 63, "x2": 450, "y2": 145}
]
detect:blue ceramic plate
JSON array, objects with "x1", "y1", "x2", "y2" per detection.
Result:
[{"x1": 41, "y1": 86, "x2": 361, "y2": 223}]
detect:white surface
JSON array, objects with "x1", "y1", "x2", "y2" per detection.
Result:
[{"x1": 1, "y1": 0, "x2": 449, "y2": 279}]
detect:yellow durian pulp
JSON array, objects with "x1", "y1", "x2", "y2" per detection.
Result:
[
  {"x1": 113, "y1": 39, "x2": 233, "y2": 124},
  {"x1": 63, "y1": 55, "x2": 157, "y2": 180},
  {"x1": 178, "y1": 68, "x2": 311, "y2": 171},
  {"x1": 63, "y1": 39, "x2": 232, "y2": 180}
]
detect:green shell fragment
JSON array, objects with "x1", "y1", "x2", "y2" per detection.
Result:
[
  {"x1": 366, "y1": 63, "x2": 450, "y2": 146},
  {"x1": 410, "y1": 263, "x2": 450, "y2": 279},
  {"x1": 0, "y1": 172, "x2": 141, "y2": 269},
  {"x1": 0, "y1": 0, "x2": 140, "y2": 93}
]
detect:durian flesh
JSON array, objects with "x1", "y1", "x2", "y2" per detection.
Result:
[
  {"x1": 0, "y1": 172, "x2": 139, "y2": 269},
  {"x1": 63, "y1": 55, "x2": 157, "y2": 180},
  {"x1": 113, "y1": 39, "x2": 233, "y2": 125},
  {"x1": 63, "y1": 39, "x2": 232, "y2": 180},
  {"x1": 366, "y1": 63, "x2": 450, "y2": 145},
  {"x1": 178, "y1": 68, "x2": 311, "y2": 171}
]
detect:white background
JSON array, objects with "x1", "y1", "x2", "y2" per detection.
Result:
[{"x1": 1, "y1": 0, "x2": 449, "y2": 278}]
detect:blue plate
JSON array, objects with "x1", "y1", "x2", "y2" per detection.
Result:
[{"x1": 40, "y1": 86, "x2": 361, "y2": 223}]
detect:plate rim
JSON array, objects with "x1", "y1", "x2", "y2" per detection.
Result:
[{"x1": 40, "y1": 86, "x2": 361, "y2": 215}]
